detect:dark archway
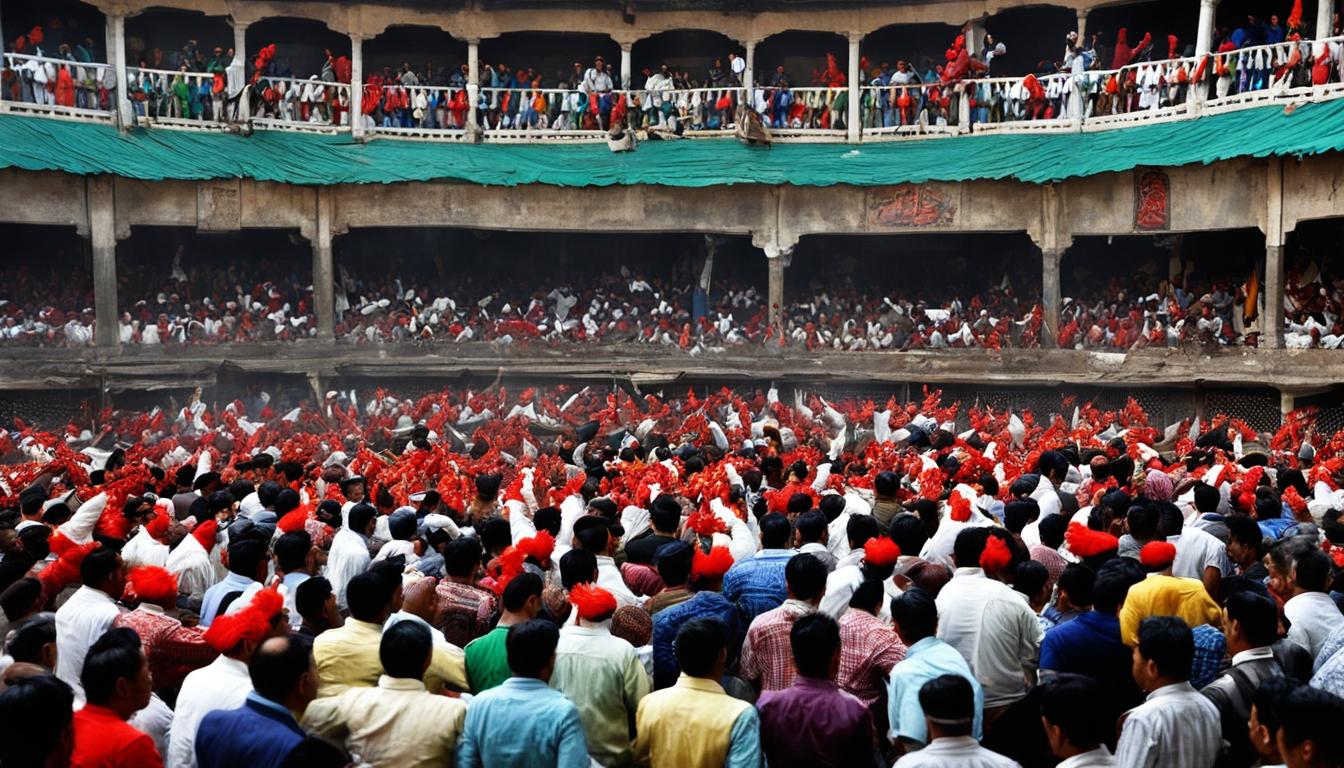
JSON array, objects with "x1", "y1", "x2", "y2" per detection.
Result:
[
  {"x1": 245, "y1": 18, "x2": 350, "y2": 80},
  {"x1": 365, "y1": 25, "x2": 467, "y2": 84},
  {"x1": 126, "y1": 8, "x2": 232, "y2": 71},
  {"x1": 631, "y1": 30, "x2": 744, "y2": 84}
]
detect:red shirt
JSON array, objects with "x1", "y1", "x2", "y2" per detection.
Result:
[{"x1": 71, "y1": 704, "x2": 163, "y2": 768}]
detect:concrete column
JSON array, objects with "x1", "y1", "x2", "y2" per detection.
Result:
[
  {"x1": 1280, "y1": 389, "x2": 1296, "y2": 417},
  {"x1": 964, "y1": 21, "x2": 987, "y2": 58},
  {"x1": 230, "y1": 21, "x2": 249, "y2": 122},
  {"x1": 467, "y1": 39, "x2": 480, "y2": 130},
  {"x1": 1041, "y1": 247, "x2": 1064, "y2": 348},
  {"x1": 846, "y1": 32, "x2": 861, "y2": 142},
  {"x1": 1196, "y1": 0, "x2": 1219, "y2": 56},
  {"x1": 744, "y1": 40, "x2": 756, "y2": 91},
  {"x1": 1076, "y1": 10, "x2": 1088, "y2": 42},
  {"x1": 313, "y1": 189, "x2": 336, "y2": 342},
  {"x1": 350, "y1": 36, "x2": 364, "y2": 138},
  {"x1": 106, "y1": 15, "x2": 132, "y2": 129},
  {"x1": 1318, "y1": 0, "x2": 1335, "y2": 39},
  {"x1": 88, "y1": 176, "x2": 120, "y2": 350},
  {"x1": 765, "y1": 245, "x2": 792, "y2": 332},
  {"x1": 1264, "y1": 242, "x2": 1285, "y2": 349},
  {"x1": 620, "y1": 43, "x2": 632, "y2": 90}
]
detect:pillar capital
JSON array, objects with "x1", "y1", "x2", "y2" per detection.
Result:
[{"x1": 846, "y1": 31, "x2": 864, "y2": 45}]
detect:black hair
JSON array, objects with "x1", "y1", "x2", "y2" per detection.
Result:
[
  {"x1": 790, "y1": 612, "x2": 840, "y2": 679},
  {"x1": 849, "y1": 578, "x2": 885, "y2": 612},
  {"x1": 1225, "y1": 590, "x2": 1278, "y2": 647},
  {"x1": 346, "y1": 571, "x2": 397, "y2": 623},
  {"x1": 818, "y1": 494, "x2": 847, "y2": 523},
  {"x1": 227, "y1": 538, "x2": 269, "y2": 579},
  {"x1": 760, "y1": 513, "x2": 793, "y2": 549},
  {"x1": 795, "y1": 510, "x2": 827, "y2": 543},
  {"x1": 786, "y1": 493, "x2": 814, "y2": 516},
  {"x1": 1226, "y1": 515, "x2": 1266, "y2": 555},
  {"x1": 0, "y1": 576, "x2": 42, "y2": 622},
  {"x1": 1136, "y1": 616, "x2": 1193, "y2": 680},
  {"x1": 295, "y1": 576, "x2": 333, "y2": 624},
  {"x1": 533, "y1": 506, "x2": 562, "y2": 536},
  {"x1": 654, "y1": 540, "x2": 693, "y2": 587},
  {"x1": 279, "y1": 736, "x2": 353, "y2": 768},
  {"x1": 890, "y1": 586, "x2": 937, "y2": 642},
  {"x1": 572, "y1": 516, "x2": 611, "y2": 554},
  {"x1": 478, "y1": 517, "x2": 513, "y2": 553},
  {"x1": 674, "y1": 617, "x2": 727, "y2": 677},
  {"x1": 501, "y1": 572, "x2": 544, "y2": 613},
  {"x1": 1151, "y1": 501, "x2": 1184, "y2": 538},
  {"x1": 1278, "y1": 685, "x2": 1344, "y2": 764},
  {"x1": 1056, "y1": 563, "x2": 1095, "y2": 607},
  {"x1": 0, "y1": 674, "x2": 74, "y2": 767},
  {"x1": 874, "y1": 471, "x2": 900, "y2": 497},
  {"x1": 1094, "y1": 559, "x2": 1145, "y2": 613},
  {"x1": 587, "y1": 498, "x2": 618, "y2": 519},
  {"x1": 17, "y1": 525, "x2": 50, "y2": 561},
  {"x1": 250, "y1": 635, "x2": 313, "y2": 703},
  {"x1": 1254, "y1": 489, "x2": 1282, "y2": 522},
  {"x1": 649, "y1": 495, "x2": 682, "y2": 534},
  {"x1": 1250, "y1": 677, "x2": 1297, "y2": 743},
  {"x1": 952, "y1": 527, "x2": 991, "y2": 569},
  {"x1": 919, "y1": 674, "x2": 975, "y2": 729},
  {"x1": 888, "y1": 513, "x2": 927, "y2": 555},
  {"x1": 785, "y1": 553, "x2": 827, "y2": 601},
  {"x1": 80, "y1": 546, "x2": 121, "y2": 589},
  {"x1": 1003, "y1": 500, "x2": 1040, "y2": 534},
  {"x1": 559, "y1": 549, "x2": 598, "y2": 590},
  {"x1": 81, "y1": 627, "x2": 143, "y2": 706},
  {"x1": 506, "y1": 619, "x2": 559, "y2": 678},
  {"x1": 1126, "y1": 505, "x2": 1159, "y2": 540},
  {"x1": 7, "y1": 615, "x2": 56, "y2": 664},
  {"x1": 0, "y1": 549, "x2": 34, "y2": 594},
  {"x1": 1013, "y1": 560, "x2": 1049, "y2": 599},
  {"x1": 845, "y1": 514, "x2": 881, "y2": 548},
  {"x1": 978, "y1": 473, "x2": 999, "y2": 498},
  {"x1": 275, "y1": 489, "x2": 301, "y2": 515},
  {"x1": 1039, "y1": 673, "x2": 1106, "y2": 749},
  {"x1": 1294, "y1": 549, "x2": 1333, "y2": 593},
  {"x1": 257, "y1": 481, "x2": 283, "y2": 509},
  {"x1": 347, "y1": 503, "x2": 378, "y2": 535},
  {"x1": 443, "y1": 537, "x2": 484, "y2": 579},
  {"x1": 1193, "y1": 484, "x2": 1221, "y2": 513},
  {"x1": 273, "y1": 531, "x2": 312, "y2": 573},
  {"x1": 381, "y1": 620, "x2": 432, "y2": 679}
]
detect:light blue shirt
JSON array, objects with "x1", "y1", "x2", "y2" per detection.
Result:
[
  {"x1": 887, "y1": 636, "x2": 984, "y2": 746},
  {"x1": 199, "y1": 572, "x2": 259, "y2": 627},
  {"x1": 726, "y1": 706, "x2": 763, "y2": 768},
  {"x1": 457, "y1": 676, "x2": 590, "y2": 768}
]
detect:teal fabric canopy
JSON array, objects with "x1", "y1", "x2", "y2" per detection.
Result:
[{"x1": 1, "y1": 99, "x2": 1341, "y2": 187}]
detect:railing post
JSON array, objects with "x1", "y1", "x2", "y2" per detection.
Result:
[
  {"x1": 88, "y1": 176, "x2": 121, "y2": 351},
  {"x1": 847, "y1": 31, "x2": 861, "y2": 142},
  {"x1": 467, "y1": 39, "x2": 480, "y2": 130},
  {"x1": 105, "y1": 15, "x2": 132, "y2": 129},
  {"x1": 1196, "y1": 0, "x2": 1218, "y2": 56},
  {"x1": 350, "y1": 35, "x2": 364, "y2": 138}
]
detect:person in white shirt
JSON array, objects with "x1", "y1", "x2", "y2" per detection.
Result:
[
  {"x1": 53, "y1": 545, "x2": 126, "y2": 703},
  {"x1": 1280, "y1": 548, "x2": 1344, "y2": 658},
  {"x1": 1170, "y1": 517, "x2": 1233, "y2": 599},
  {"x1": 819, "y1": 516, "x2": 880, "y2": 618},
  {"x1": 327, "y1": 503, "x2": 376, "y2": 611},
  {"x1": 1115, "y1": 616, "x2": 1221, "y2": 768},
  {"x1": 894, "y1": 674, "x2": 1020, "y2": 768},
  {"x1": 935, "y1": 528, "x2": 1042, "y2": 715},
  {"x1": 1040, "y1": 674, "x2": 1116, "y2": 767},
  {"x1": 572, "y1": 516, "x2": 639, "y2": 608}
]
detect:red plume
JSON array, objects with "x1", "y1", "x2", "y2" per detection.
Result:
[
  {"x1": 691, "y1": 546, "x2": 734, "y2": 582},
  {"x1": 192, "y1": 519, "x2": 219, "y2": 552},
  {"x1": 1064, "y1": 522, "x2": 1119, "y2": 558},
  {"x1": 569, "y1": 583, "x2": 618, "y2": 622},
  {"x1": 125, "y1": 566, "x2": 178, "y2": 605},
  {"x1": 277, "y1": 507, "x2": 309, "y2": 534},
  {"x1": 979, "y1": 535, "x2": 1012, "y2": 571},
  {"x1": 204, "y1": 587, "x2": 283, "y2": 653},
  {"x1": 1139, "y1": 541, "x2": 1177, "y2": 570},
  {"x1": 863, "y1": 537, "x2": 901, "y2": 568},
  {"x1": 949, "y1": 493, "x2": 972, "y2": 522}
]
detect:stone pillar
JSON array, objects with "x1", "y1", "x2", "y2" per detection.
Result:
[
  {"x1": 1041, "y1": 247, "x2": 1064, "y2": 348},
  {"x1": 1076, "y1": 10, "x2": 1087, "y2": 42},
  {"x1": 846, "y1": 32, "x2": 861, "y2": 142},
  {"x1": 88, "y1": 176, "x2": 120, "y2": 350},
  {"x1": 1264, "y1": 242, "x2": 1285, "y2": 349},
  {"x1": 620, "y1": 43, "x2": 632, "y2": 89},
  {"x1": 743, "y1": 39, "x2": 756, "y2": 91},
  {"x1": 1196, "y1": 0, "x2": 1219, "y2": 56},
  {"x1": 467, "y1": 39, "x2": 480, "y2": 130},
  {"x1": 1280, "y1": 389, "x2": 1296, "y2": 417},
  {"x1": 106, "y1": 15, "x2": 132, "y2": 129},
  {"x1": 765, "y1": 245, "x2": 792, "y2": 331},
  {"x1": 964, "y1": 21, "x2": 987, "y2": 58},
  {"x1": 350, "y1": 36, "x2": 364, "y2": 138},
  {"x1": 1320, "y1": 0, "x2": 1336, "y2": 39},
  {"x1": 230, "y1": 21, "x2": 250, "y2": 122},
  {"x1": 313, "y1": 189, "x2": 336, "y2": 342}
]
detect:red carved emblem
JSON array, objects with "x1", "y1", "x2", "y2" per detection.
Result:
[
  {"x1": 870, "y1": 185, "x2": 957, "y2": 227},
  {"x1": 1135, "y1": 170, "x2": 1170, "y2": 231}
]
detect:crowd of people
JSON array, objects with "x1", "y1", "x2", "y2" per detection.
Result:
[{"x1": 1, "y1": 383, "x2": 1344, "y2": 767}]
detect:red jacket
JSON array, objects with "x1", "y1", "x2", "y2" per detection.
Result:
[{"x1": 71, "y1": 704, "x2": 163, "y2": 768}]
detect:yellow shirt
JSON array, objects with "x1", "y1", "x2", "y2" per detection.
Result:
[
  {"x1": 312, "y1": 619, "x2": 468, "y2": 698},
  {"x1": 302, "y1": 674, "x2": 467, "y2": 768},
  {"x1": 1119, "y1": 574, "x2": 1222, "y2": 646},
  {"x1": 634, "y1": 674, "x2": 751, "y2": 768}
]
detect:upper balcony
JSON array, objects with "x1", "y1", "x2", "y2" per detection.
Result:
[{"x1": 3, "y1": 0, "x2": 1342, "y2": 147}]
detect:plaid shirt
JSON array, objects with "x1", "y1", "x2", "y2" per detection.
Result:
[
  {"x1": 722, "y1": 549, "x2": 794, "y2": 627},
  {"x1": 113, "y1": 605, "x2": 217, "y2": 691},
  {"x1": 740, "y1": 599, "x2": 814, "y2": 692},
  {"x1": 1190, "y1": 623, "x2": 1227, "y2": 689},
  {"x1": 838, "y1": 608, "x2": 906, "y2": 707},
  {"x1": 433, "y1": 580, "x2": 497, "y2": 649}
]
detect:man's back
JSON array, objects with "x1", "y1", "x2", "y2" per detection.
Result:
[
  {"x1": 195, "y1": 697, "x2": 304, "y2": 768},
  {"x1": 888, "y1": 636, "x2": 984, "y2": 746},
  {"x1": 550, "y1": 626, "x2": 650, "y2": 767},
  {"x1": 651, "y1": 592, "x2": 740, "y2": 689},
  {"x1": 302, "y1": 675, "x2": 467, "y2": 768},
  {"x1": 166, "y1": 655, "x2": 253, "y2": 768},
  {"x1": 457, "y1": 677, "x2": 589, "y2": 768},
  {"x1": 757, "y1": 677, "x2": 874, "y2": 768},
  {"x1": 722, "y1": 551, "x2": 792, "y2": 626},
  {"x1": 1118, "y1": 576, "x2": 1221, "y2": 646},
  {"x1": 1115, "y1": 682, "x2": 1221, "y2": 768},
  {"x1": 935, "y1": 569, "x2": 1041, "y2": 708},
  {"x1": 1201, "y1": 651, "x2": 1283, "y2": 768},
  {"x1": 634, "y1": 675, "x2": 754, "y2": 768}
]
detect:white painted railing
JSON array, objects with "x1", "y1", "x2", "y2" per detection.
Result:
[
  {"x1": 0, "y1": 53, "x2": 114, "y2": 121},
  {"x1": 5, "y1": 37, "x2": 1344, "y2": 141}
]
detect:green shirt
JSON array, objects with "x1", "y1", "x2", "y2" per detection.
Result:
[{"x1": 465, "y1": 626, "x2": 511, "y2": 694}]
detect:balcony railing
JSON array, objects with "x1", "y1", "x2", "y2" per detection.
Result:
[
  {"x1": 3, "y1": 36, "x2": 1343, "y2": 141},
  {"x1": 0, "y1": 53, "x2": 114, "y2": 122}
]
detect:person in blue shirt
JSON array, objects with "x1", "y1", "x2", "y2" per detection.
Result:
[
  {"x1": 887, "y1": 587, "x2": 984, "y2": 755},
  {"x1": 1038, "y1": 559, "x2": 1146, "y2": 744},
  {"x1": 722, "y1": 513, "x2": 795, "y2": 627},
  {"x1": 652, "y1": 544, "x2": 742, "y2": 689},
  {"x1": 195, "y1": 634, "x2": 316, "y2": 768},
  {"x1": 457, "y1": 619, "x2": 589, "y2": 768},
  {"x1": 199, "y1": 536, "x2": 268, "y2": 627}
]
